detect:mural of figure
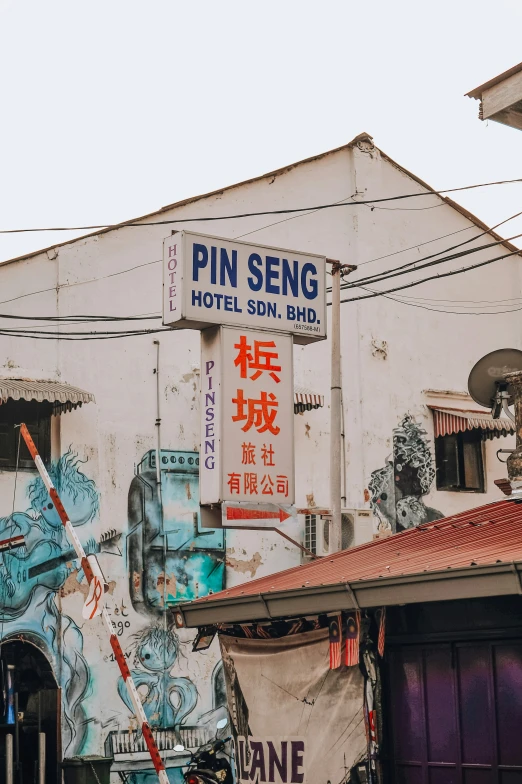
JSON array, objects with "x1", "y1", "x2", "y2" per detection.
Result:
[
  {"x1": 117, "y1": 625, "x2": 197, "y2": 728},
  {"x1": 0, "y1": 448, "x2": 99, "y2": 754},
  {"x1": 128, "y1": 450, "x2": 225, "y2": 615},
  {"x1": 369, "y1": 415, "x2": 442, "y2": 533}
]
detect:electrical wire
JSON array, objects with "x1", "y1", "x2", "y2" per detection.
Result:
[
  {"x1": 0, "y1": 258, "x2": 161, "y2": 307},
  {"x1": 1, "y1": 177, "x2": 522, "y2": 234},
  {"x1": 0, "y1": 328, "x2": 171, "y2": 340},
  {"x1": 339, "y1": 231, "x2": 522, "y2": 292},
  {"x1": 338, "y1": 248, "x2": 520, "y2": 304},
  {"x1": 356, "y1": 283, "x2": 522, "y2": 315},
  {"x1": 325, "y1": 209, "x2": 522, "y2": 293}
]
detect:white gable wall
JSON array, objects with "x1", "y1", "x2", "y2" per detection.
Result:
[{"x1": 0, "y1": 141, "x2": 518, "y2": 775}]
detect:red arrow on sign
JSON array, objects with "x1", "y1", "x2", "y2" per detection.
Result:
[{"x1": 226, "y1": 507, "x2": 291, "y2": 524}]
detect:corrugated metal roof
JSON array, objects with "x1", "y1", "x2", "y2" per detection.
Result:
[
  {"x1": 0, "y1": 379, "x2": 94, "y2": 407},
  {"x1": 193, "y1": 498, "x2": 522, "y2": 605},
  {"x1": 430, "y1": 406, "x2": 515, "y2": 439}
]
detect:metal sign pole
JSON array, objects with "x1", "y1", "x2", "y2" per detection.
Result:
[
  {"x1": 328, "y1": 261, "x2": 357, "y2": 553},
  {"x1": 6, "y1": 734, "x2": 13, "y2": 784},
  {"x1": 19, "y1": 424, "x2": 169, "y2": 784},
  {"x1": 330, "y1": 261, "x2": 342, "y2": 553}
]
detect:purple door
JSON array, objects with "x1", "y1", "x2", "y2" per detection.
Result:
[{"x1": 386, "y1": 641, "x2": 522, "y2": 783}]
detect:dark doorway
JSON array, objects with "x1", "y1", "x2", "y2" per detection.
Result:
[
  {"x1": 0, "y1": 640, "x2": 60, "y2": 784},
  {"x1": 386, "y1": 640, "x2": 522, "y2": 782}
]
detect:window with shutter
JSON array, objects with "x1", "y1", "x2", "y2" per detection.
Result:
[
  {"x1": 435, "y1": 430, "x2": 484, "y2": 492},
  {"x1": 0, "y1": 400, "x2": 52, "y2": 470}
]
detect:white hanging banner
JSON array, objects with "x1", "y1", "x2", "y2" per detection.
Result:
[{"x1": 220, "y1": 630, "x2": 366, "y2": 784}]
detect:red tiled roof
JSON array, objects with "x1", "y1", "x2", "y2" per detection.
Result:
[{"x1": 194, "y1": 499, "x2": 522, "y2": 605}]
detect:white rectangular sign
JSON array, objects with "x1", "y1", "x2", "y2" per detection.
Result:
[
  {"x1": 163, "y1": 231, "x2": 326, "y2": 344},
  {"x1": 200, "y1": 325, "x2": 294, "y2": 505}
]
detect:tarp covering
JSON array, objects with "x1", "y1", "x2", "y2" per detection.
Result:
[{"x1": 220, "y1": 628, "x2": 366, "y2": 784}]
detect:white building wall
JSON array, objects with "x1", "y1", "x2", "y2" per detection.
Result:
[{"x1": 0, "y1": 138, "x2": 518, "y2": 779}]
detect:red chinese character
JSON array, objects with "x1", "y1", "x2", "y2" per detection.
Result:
[
  {"x1": 234, "y1": 335, "x2": 281, "y2": 383},
  {"x1": 227, "y1": 473, "x2": 241, "y2": 495},
  {"x1": 276, "y1": 475, "x2": 289, "y2": 497},
  {"x1": 241, "y1": 442, "x2": 256, "y2": 465},
  {"x1": 244, "y1": 472, "x2": 258, "y2": 495},
  {"x1": 232, "y1": 390, "x2": 280, "y2": 435},
  {"x1": 261, "y1": 443, "x2": 275, "y2": 467},
  {"x1": 261, "y1": 474, "x2": 275, "y2": 495}
]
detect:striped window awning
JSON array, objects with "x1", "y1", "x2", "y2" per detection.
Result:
[
  {"x1": 294, "y1": 386, "x2": 324, "y2": 414},
  {"x1": 0, "y1": 379, "x2": 95, "y2": 414},
  {"x1": 430, "y1": 406, "x2": 515, "y2": 441}
]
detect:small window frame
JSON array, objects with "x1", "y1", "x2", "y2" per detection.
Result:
[
  {"x1": 0, "y1": 399, "x2": 52, "y2": 471},
  {"x1": 435, "y1": 429, "x2": 485, "y2": 493}
]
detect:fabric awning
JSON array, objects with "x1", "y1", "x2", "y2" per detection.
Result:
[
  {"x1": 430, "y1": 406, "x2": 515, "y2": 440},
  {"x1": 294, "y1": 386, "x2": 324, "y2": 413},
  {"x1": 0, "y1": 379, "x2": 95, "y2": 413}
]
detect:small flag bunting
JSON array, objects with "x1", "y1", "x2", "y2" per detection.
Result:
[
  {"x1": 329, "y1": 614, "x2": 342, "y2": 669},
  {"x1": 344, "y1": 610, "x2": 360, "y2": 666},
  {"x1": 377, "y1": 607, "x2": 386, "y2": 657}
]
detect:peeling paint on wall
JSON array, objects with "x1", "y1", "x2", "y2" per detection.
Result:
[{"x1": 226, "y1": 552, "x2": 263, "y2": 577}]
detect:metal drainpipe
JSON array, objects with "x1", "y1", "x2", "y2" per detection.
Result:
[
  {"x1": 153, "y1": 340, "x2": 168, "y2": 729},
  {"x1": 505, "y1": 370, "x2": 522, "y2": 494},
  {"x1": 341, "y1": 389, "x2": 347, "y2": 508}
]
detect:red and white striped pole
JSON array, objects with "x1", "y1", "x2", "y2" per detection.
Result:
[{"x1": 20, "y1": 424, "x2": 169, "y2": 784}]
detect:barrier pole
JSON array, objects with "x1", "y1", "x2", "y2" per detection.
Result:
[{"x1": 19, "y1": 423, "x2": 169, "y2": 784}]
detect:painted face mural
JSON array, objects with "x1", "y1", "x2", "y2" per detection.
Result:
[
  {"x1": 0, "y1": 449, "x2": 99, "y2": 754},
  {"x1": 369, "y1": 415, "x2": 443, "y2": 533}
]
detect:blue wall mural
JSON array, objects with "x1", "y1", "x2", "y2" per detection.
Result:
[
  {"x1": 117, "y1": 625, "x2": 197, "y2": 727},
  {"x1": 106, "y1": 449, "x2": 227, "y2": 784},
  {"x1": 127, "y1": 450, "x2": 225, "y2": 613},
  {"x1": 0, "y1": 448, "x2": 99, "y2": 754},
  {"x1": 0, "y1": 444, "x2": 227, "y2": 781}
]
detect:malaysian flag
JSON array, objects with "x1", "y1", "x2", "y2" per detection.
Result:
[
  {"x1": 329, "y1": 614, "x2": 342, "y2": 669},
  {"x1": 377, "y1": 607, "x2": 386, "y2": 657},
  {"x1": 344, "y1": 611, "x2": 360, "y2": 666}
]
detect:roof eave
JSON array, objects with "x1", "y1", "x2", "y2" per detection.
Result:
[
  {"x1": 466, "y1": 62, "x2": 522, "y2": 99},
  {"x1": 176, "y1": 561, "x2": 522, "y2": 627}
]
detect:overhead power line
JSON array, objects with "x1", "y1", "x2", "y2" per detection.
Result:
[
  {"x1": 340, "y1": 231, "x2": 522, "y2": 292},
  {"x1": 326, "y1": 207, "x2": 522, "y2": 293},
  {"x1": 338, "y1": 249, "x2": 520, "y2": 304},
  {"x1": 1, "y1": 177, "x2": 522, "y2": 234}
]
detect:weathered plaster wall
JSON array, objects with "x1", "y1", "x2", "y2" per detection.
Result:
[{"x1": 0, "y1": 140, "x2": 518, "y2": 780}]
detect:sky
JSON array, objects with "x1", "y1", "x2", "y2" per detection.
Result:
[{"x1": 1, "y1": 0, "x2": 522, "y2": 263}]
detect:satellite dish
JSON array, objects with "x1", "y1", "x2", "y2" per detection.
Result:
[{"x1": 468, "y1": 348, "x2": 522, "y2": 416}]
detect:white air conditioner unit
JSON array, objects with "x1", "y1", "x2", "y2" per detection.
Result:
[{"x1": 320, "y1": 508, "x2": 376, "y2": 554}]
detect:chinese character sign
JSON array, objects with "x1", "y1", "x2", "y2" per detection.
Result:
[{"x1": 200, "y1": 326, "x2": 294, "y2": 505}]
